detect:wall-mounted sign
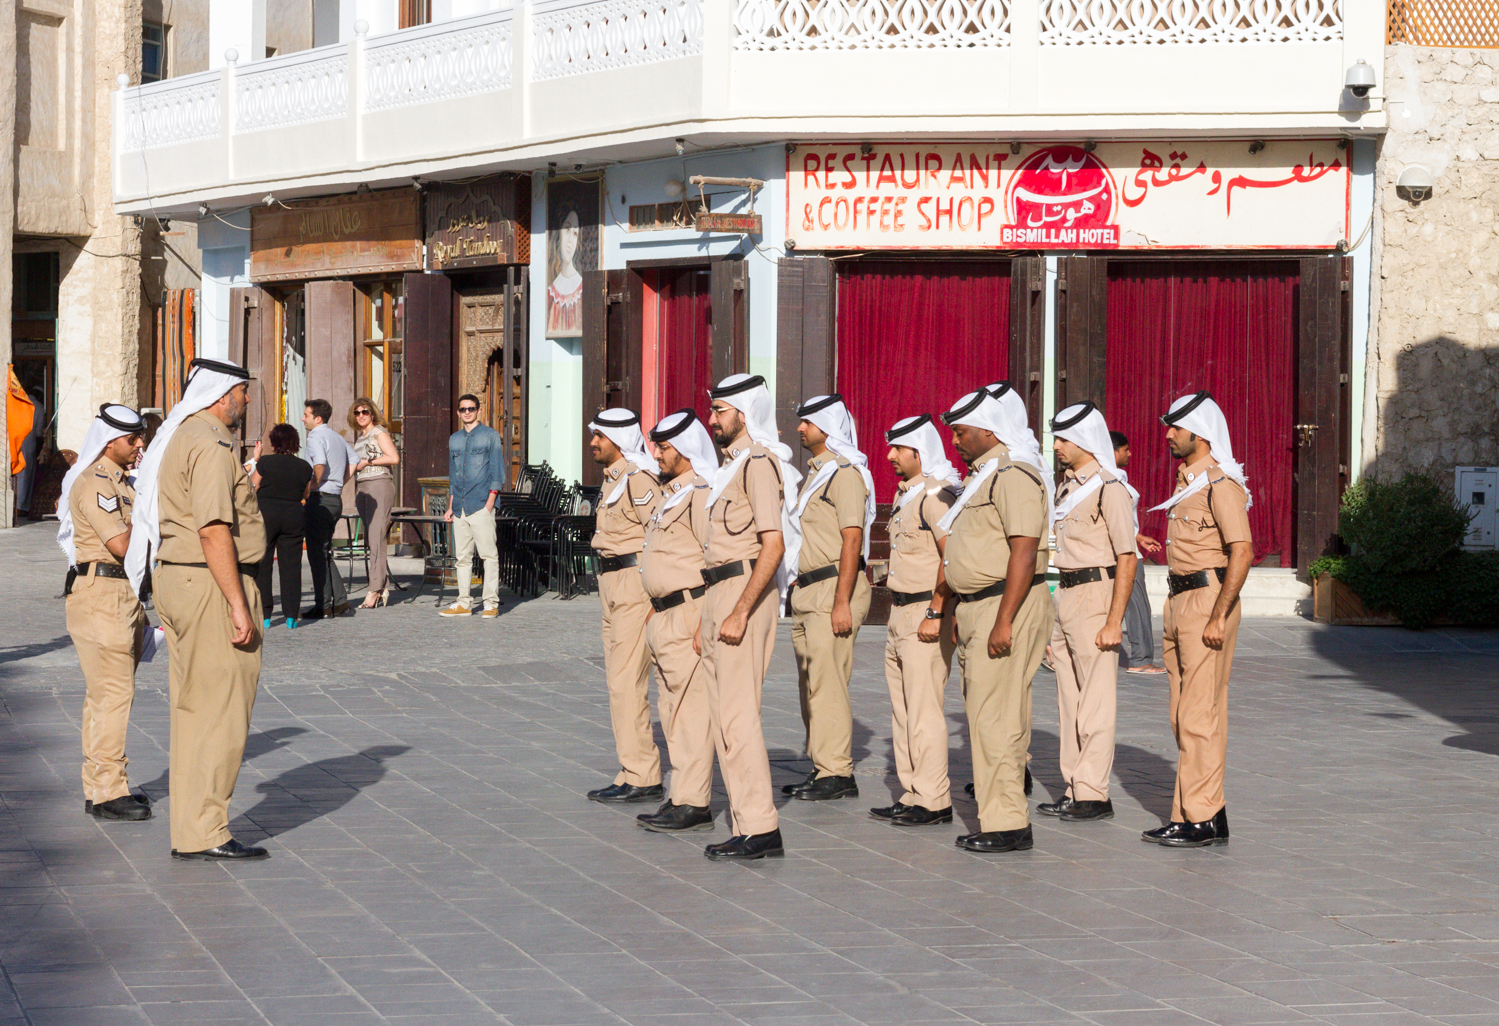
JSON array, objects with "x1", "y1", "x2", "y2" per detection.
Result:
[
  {"x1": 426, "y1": 176, "x2": 530, "y2": 271},
  {"x1": 250, "y1": 189, "x2": 422, "y2": 282},
  {"x1": 695, "y1": 210, "x2": 763, "y2": 235},
  {"x1": 787, "y1": 140, "x2": 1350, "y2": 251}
]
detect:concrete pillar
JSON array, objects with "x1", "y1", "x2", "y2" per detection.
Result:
[{"x1": 210, "y1": 0, "x2": 266, "y2": 69}]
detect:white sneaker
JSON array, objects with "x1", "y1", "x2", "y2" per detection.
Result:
[{"x1": 439, "y1": 604, "x2": 472, "y2": 617}]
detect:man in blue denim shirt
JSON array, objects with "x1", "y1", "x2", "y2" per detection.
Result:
[{"x1": 441, "y1": 394, "x2": 507, "y2": 617}]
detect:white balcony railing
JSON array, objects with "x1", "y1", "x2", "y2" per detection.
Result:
[{"x1": 114, "y1": 0, "x2": 1378, "y2": 212}]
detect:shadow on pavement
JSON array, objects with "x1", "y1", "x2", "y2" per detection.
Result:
[
  {"x1": 133, "y1": 726, "x2": 309, "y2": 801},
  {"x1": 233, "y1": 744, "x2": 411, "y2": 841}
]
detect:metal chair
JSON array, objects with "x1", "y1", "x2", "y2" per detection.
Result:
[{"x1": 419, "y1": 493, "x2": 458, "y2": 607}]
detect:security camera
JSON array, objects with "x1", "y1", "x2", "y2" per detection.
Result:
[
  {"x1": 1345, "y1": 59, "x2": 1375, "y2": 99},
  {"x1": 1396, "y1": 165, "x2": 1434, "y2": 204}
]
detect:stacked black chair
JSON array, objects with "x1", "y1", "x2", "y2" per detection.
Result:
[{"x1": 552, "y1": 485, "x2": 603, "y2": 599}]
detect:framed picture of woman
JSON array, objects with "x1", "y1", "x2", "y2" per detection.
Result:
[{"x1": 545, "y1": 179, "x2": 601, "y2": 339}]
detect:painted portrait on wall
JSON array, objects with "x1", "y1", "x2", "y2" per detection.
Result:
[{"x1": 545, "y1": 179, "x2": 601, "y2": 338}]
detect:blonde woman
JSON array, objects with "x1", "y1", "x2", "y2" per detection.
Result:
[{"x1": 349, "y1": 398, "x2": 400, "y2": 608}]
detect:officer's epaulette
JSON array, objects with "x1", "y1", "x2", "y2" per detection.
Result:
[
  {"x1": 94, "y1": 473, "x2": 111, "y2": 480},
  {"x1": 217, "y1": 439, "x2": 232, "y2": 448}
]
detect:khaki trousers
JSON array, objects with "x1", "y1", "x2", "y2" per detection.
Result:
[
  {"x1": 452, "y1": 508, "x2": 499, "y2": 610},
  {"x1": 1162, "y1": 582, "x2": 1240, "y2": 822},
  {"x1": 700, "y1": 574, "x2": 778, "y2": 836},
  {"x1": 955, "y1": 584, "x2": 1053, "y2": 832},
  {"x1": 154, "y1": 564, "x2": 262, "y2": 852},
  {"x1": 647, "y1": 598, "x2": 713, "y2": 807},
  {"x1": 1051, "y1": 578, "x2": 1117, "y2": 802},
  {"x1": 884, "y1": 602, "x2": 955, "y2": 811},
  {"x1": 790, "y1": 574, "x2": 871, "y2": 779},
  {"x1": 599, "y1": 567, "x2": 661, "y2": 787},
  {"x1": 67, "y1": 573, "x2": 147, "y2": 804}
]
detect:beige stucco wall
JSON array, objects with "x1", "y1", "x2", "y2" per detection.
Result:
[{"x1": 1373, "y1": 45, "x2": 1499, "y2": 484}]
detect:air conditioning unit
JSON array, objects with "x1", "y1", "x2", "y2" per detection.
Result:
[{"x1": 1455, "y1": 467, "x2": 1497, "y2": 550}]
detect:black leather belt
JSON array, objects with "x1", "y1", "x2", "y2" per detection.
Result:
[
  {"x1": 1058, "y1": 565, "x2": 1117, "y2": 589},
  {"x1": 702, "y1": 559, "x2": 755, "y2": 587},
  {"x1": 1168, "y1": 567, "x2": 1227, "y2": 597},
  {"x1": 889, "y1": 589, "x2": 934, "y2": 606},
  {"x1": 161, "y1": 561, "x2": 260, "y2": 575},
  {"x1": 76, "y1": 562, "x2": 129, "y2": 581},
  {"x1": 794, "y1": 557, "x2": 867, "y2": 589},
  {"x1": 596, "y1": 552, "x2": 639, "y2": 574},
  {"x1": 651, "y1": 585, "x2": 706, "y2": 613},
  {"x1": 955, "y1": 574, "x2": 1047, "y2": 603}
]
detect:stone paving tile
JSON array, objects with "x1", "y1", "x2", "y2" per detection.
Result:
[{"x1": 6, "y1": 520, "x2": 1499, "y2": 1026}]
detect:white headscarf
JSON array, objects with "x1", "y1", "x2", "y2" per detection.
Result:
[
  {"x1": 1051, "y1": 401, "x2": 1138, "y2": 533},
  {"x1": 786, "y1": 396, "x2": 876, "y2": 572},
  {"x1": 1149, "y1": 392, "x2": 1253, "y2": 511},
  {"x1": 57, "y1": 404, "x2": 144, "y2": 568},
  {"x1": 126, "y1": 360, "x2": 248, "y2": 595},
  {"x1": 704, "y1": 373, "x2": 802, "y2": 603},
  {"x1": 589, "y1": 409, "x2": 659, "y2": 505},
  {"x1": 886, "y1": 414, "x2": 962, "y2": 508},
  {"x1": 938, "y1": 389, "x2": 1054, "y2": 532},
  {"x1": 649, "y1": 409, "x2": 718, "y2": 512},
  {"x1": 984, "y1": 381, "x2": 1053, "y2": 508}
]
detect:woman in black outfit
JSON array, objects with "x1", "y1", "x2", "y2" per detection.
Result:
[{"x1": 249, "y1": 423, "x2": 314, "y2": 629}]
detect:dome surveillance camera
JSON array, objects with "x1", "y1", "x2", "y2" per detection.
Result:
[
  {"x1": 1396, "y1": 165, "x2": 1434, "y2": 204},
  {"x1": 1345, "y1": 59, "x2": 1375, "y2": 99}
]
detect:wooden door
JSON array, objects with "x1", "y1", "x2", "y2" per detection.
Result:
[
  {"x1": 402, "y1": 272, "x2": 454, "y2": 508},
  {"x1": 774, "y1": 255, "x2": 835, "y2": 468},
  {"x1": 1295, "y1": 256, "x2": 1351, "y2": 572},
  {"x1": 458, "y1": 269, "x2": 528, "y2": 485},
  {"x1": 580, "y1": 268, "x2": 642, "y2": 485},
  {"x1": 1056, "y1": 255, "x2": 1109, "y2": 415},
  {"x1": 228, "y1": 285, "x2": 276, "y2": 453}
]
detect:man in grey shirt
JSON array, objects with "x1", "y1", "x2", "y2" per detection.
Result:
[{"x1": 302, "y1": 398, "x2": 355, "y2": 618}]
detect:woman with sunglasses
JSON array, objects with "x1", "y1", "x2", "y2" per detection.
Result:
[{"x1": 348, "y1": 398, "x2": 401, "y2": 608}]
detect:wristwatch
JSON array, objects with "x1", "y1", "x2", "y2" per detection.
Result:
[{"x1": 924, "y1": 607, "x2": 943, "y2": 620}]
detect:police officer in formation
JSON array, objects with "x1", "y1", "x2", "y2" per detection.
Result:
[
  {"x1": 127, "y1": 358, "x2": 270, "y2": 861},
  {"x1": 58, "y1": 404, "x2": 151, "y2": 822},
  {"x1": 588, "y1": 377, "x2": 1250, "y2": 859}
]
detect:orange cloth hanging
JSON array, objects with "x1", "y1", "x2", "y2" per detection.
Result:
[{"x1": 7, "y1": 366, "x2": 36, "y2": 476}]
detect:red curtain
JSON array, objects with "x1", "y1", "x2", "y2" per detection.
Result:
[
  {"x1": 837, "y1": 261, "x2": 1011, "y2": 501},
  {"x1": 656, "y1": 267, "x2": 713, "y2": 417},
  {"x1": 1103, "y1": 260, "x2": 1297, "y2": 565}
]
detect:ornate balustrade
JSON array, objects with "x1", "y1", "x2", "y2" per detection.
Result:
[
  {"x1": 531, "y1": 0, "x2": 705, "y2": 80},
  {"x1": 119, "y1": 70, "x2": 221, "y2": 151},
  {"x1": 1039, "y1": 0, "x2": 1343, "y2": 46},
  {"x1": 364, "y1": 10, "x2": 513, "y2": 111},
  {"x1": 733, "y1": 0, "x2": 1011, "y2": 50},
  {"x1": 235, "y1": 46, "x2": 349, "y2": 133}
]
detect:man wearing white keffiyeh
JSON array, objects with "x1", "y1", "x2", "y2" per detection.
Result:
[
  {"x1": 871, "y1": 414, "x2": 961, "y2": 827},
  {"x1": 134, "y1": 357, "x2": 270, "y2": 862},
  {"x1": 782, "y1": 394, "x2": 874, "y2": 803},
  {"x1": 936, "y1": 388, "x2": 1054, "y2": 854},
  {"x1": 1042, "y1": 402, "x2": 1138, "y2": 825},
  {"x1": 634, "y1": 410, "x2": 718, "y2": 834},
  {"x1": 585, "y1": 408, "x2": 665, "y2": 806},
  {"x1": 699, "y1": 374, "x2": 793, "y2": 861},
  {"x1": 59, "y1": 404, "x2": 151, "y2": 823},
  {"x1": 1141, "y1": 391, "x2": 1253, "y2": 850}
]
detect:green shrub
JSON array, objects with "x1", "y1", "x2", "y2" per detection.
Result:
[
  {"x1": 1314, "y1": 547, "x2": 1499, "y2": 630},
  {"x1": 1337, "y1": 475, "x2": 1473, "y2": 575}
]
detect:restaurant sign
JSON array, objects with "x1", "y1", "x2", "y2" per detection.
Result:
[
  {"x1": 251, "y1": 189, "x2": 422, "y2": 282},
  {"x1": 426, "y1": 175, "x2": 530, "y2": 270},
  {"x1": 786, "y1": 140, "x2": 1350, "y2": 251}
]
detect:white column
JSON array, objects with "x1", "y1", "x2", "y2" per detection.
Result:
[{"x1": 210, "y1": 0, "x2": 267, "y2": 69}]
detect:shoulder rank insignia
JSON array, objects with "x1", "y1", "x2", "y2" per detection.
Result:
[
  {"x1": 217, "y1": 439, "x2": 232, "y2": 448},
  {"x1": 97, "y1": 493, "x2": 120, "y2": 514}
]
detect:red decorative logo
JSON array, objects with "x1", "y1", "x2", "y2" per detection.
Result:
[{"x1": 1002, "y1": 146, "x2": 1120, "y2": 248}]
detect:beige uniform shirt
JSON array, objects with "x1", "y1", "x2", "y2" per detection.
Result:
[
  {"x1": 886, "y1": 475, "x2": 957, "y2": 594},
  {"x1": 1165, "y1": 457, "x2": 1253, "y2": 574},
  {"x1": 156, "y1": 411, "x2": 267, "y2": 565},
  {"x1": 69, "y1": 459, "x2": 135, "y2": 566},
  {"x1": 943, "y1": 444, "x2": 1049, "y2": 595},
  {"x1": 705, "y1": 441, "x2": 785, "y2": 567},
  {"x1": 591, "y1": 457, "x2": 660, "y2": 557},
  {"x1": 1052, "y1": 460, "x2": 1137, "y2": 571},
  {"x1": 640, "y1": 474, "x2": 710, "y2": 598},
  {"x1": 794, "y1": 454, "x2": 868, "y2": 574}
]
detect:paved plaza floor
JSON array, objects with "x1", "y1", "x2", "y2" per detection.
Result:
[{"x1": 4, "y1": 520, "x2": 1499, "y2": 1026}]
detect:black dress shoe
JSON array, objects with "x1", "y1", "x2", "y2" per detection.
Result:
[
  {"x1": 92, "y1": 795, "x2": 152, "y2": 822},
  {"x1": 300, "y1": 607, "x2": 326, "y2": 621},
  {"x1": 890, "y1": 805, "x2": 952, "y2": 827},
  {"x1": 956, "y1": 827, "x2": 1033, "y2": 853},
  {"x1": 1142, "y1": 808, "x2": 1228, "y2": 847},
  {"x1": 587, "y1": 782, "x2": 665, "y2": 804},
  {"x1": 171, "y1": 838, "x2": 270, "y2": 861},
  {"x1": 86, "y1": 792, "x2": 150, "y2": 817},
  {"x1": 792, "y1": 775, "x2": 858, "y2": 801},
  {"x1": 1036, "y1": 794, "x2": 1075, "y2": 817},
  {"x1": 869, "y1": 803, "x2": 912, "y2": 820},
  {"x1": 704, "y1": 829, "x2": 784, "y2": 861},
  {"x1": 637, "y1": 802, "x2": 714, "y2": 833},
  {"x1": 1060, "y1": 799, "x2": 1114, "y2": 822},
  {"x1": 781, "y1": 771, "x2": 817, "y2": 796},
  {"x1": 964, "y1": 768, "x2": 1031, "y2": 799}
]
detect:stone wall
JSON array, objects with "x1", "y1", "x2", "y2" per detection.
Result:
[{"x1": 1372, "y1": 45, "x2": 1499, "y2": 486}]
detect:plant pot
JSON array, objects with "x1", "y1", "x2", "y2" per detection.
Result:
[{"x1": 1312, "y1": 574, "x2": 1400, "y2": 626}]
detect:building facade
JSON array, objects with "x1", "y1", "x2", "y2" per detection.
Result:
[{"x1": 102, "y1": 0, "x2": 1490, "y2": 575}]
